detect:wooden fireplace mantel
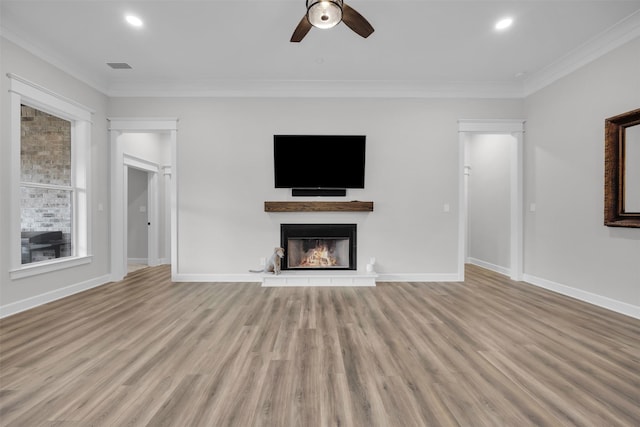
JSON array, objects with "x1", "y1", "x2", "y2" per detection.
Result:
[{"x1": 264, "y1": 201, "x2": 374, "y2": 212}]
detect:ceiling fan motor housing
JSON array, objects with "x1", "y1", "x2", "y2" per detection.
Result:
[{"x1": 307, "y1": 0, "x2": 344, "y2": 29}]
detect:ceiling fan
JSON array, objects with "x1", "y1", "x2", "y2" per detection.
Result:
[{"x1": 291, "y1": 0, "x2": 374, "y2": 42}]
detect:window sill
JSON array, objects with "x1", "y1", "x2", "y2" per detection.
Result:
[{"x1": 10, "y1": 255, "x2": 93, "y2": 280}]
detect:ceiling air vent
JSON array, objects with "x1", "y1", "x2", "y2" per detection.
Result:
[{"x1": 107, "y1": 62, "x2": 133, "y2": 69}]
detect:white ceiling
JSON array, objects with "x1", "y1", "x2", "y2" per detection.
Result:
[{"x1": 2, "y1": 0, "x2": 640, "y2": 97}]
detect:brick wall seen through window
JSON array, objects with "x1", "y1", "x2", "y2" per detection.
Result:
[{"x1": 21, "y1": 105, "x2": 73, "y2": 263}]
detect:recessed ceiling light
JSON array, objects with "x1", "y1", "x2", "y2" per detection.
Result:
[
  {"x1": 125, "y1": 15, "x2": 143, "y2": 27},
  {"x1": 495, "y1": 17, "x2": 513, "y2": 31}
]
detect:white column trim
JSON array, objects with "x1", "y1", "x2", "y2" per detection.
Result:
[
  {"x1": 110, "y1": 130, "x2": 126, "y2": 281},
  {"x1": 510, "y1": 130, "x2": 524, "y2": 281},
  {"x1": 170, "y1": 130, "x2": 178, "y2": 278},
  {"x1": 163, "y1": 166, "x2": 172, "y2": 263}
]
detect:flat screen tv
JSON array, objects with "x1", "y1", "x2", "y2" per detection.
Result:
[{"x1": 274, "y1": 135, "x2": 366, "y2": 189}]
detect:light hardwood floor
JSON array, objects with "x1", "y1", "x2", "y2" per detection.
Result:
[{"x1": 1, "y1": 265, "x2": 638, "y2": 426}]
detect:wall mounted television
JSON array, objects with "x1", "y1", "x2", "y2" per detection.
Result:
[{"x1": 274, "y1": 135, "x2": 366, "y2": 192}]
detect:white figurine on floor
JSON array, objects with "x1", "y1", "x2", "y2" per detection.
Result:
[{"x1": 249, "y1": 247, "x2": 285, "y2": 275}]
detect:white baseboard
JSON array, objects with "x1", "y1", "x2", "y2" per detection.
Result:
[
  {"x1": 0, "y1": 274, "x2": 112, "y2": 319},
  {"x1": 128, "y1": 258, "x2": 148, "y2": 264},
  {"x1": 376, "y1": 273, "x2": 460, "y2": 282},
  {"x1": 467, "y1": 257, "x2": 511, "y2": 276},
  {"x1": 523, "y1": 273, "x2": 640, "y2": 320},
  {"x1": 172, "y1": 272, "x2": 460, "y2": 283}
]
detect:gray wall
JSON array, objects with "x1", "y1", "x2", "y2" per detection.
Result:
[
  {"x1": 523, "y1": 37, "x2": 640, "y2": 308},
  {"x1": 107, "y1": 97, "x2": 524, "y2": 278}
]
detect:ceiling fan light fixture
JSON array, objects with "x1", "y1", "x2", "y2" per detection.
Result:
[{"x1": 307, "y1": 0, "x2": 343, "y2": 29}]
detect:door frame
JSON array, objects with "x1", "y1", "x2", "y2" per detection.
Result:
[
  {"x1": 124, "y1": 155, "x2": 159, "y2": 268},
  {"x1": 109, "y1": 118, "x2": 178, "y2": 282},
  {"x1": 458, "y1": 119, "x2": 525, "y2": 281}
]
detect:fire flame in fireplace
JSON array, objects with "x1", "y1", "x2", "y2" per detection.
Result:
[{"x1": 299, "y1": 245, "x2": 338, "y2": 267}]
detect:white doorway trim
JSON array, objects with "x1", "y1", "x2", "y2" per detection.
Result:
[
  {"x1": 108, "y1": 118, "x2": 178, "y2": 282},
  {"x1": 162, "y1": 165, "x2": 172, "y2": 265},
  {"x1": 458, "y1": 119, "x2": 525, "y2": 281}
]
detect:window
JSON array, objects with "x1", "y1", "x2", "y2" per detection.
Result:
[
  {"x1": 9, "y1": 75, "x2": 93, "y2": 278},
  {"x1": 20, "y1": 106, "x2": 73, "y2": 264}
]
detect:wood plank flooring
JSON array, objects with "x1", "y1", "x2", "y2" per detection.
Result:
[{"x1": 1, "y1": 265, "x2": 639, "y2": 426}]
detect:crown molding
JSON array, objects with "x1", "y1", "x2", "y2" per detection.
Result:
[
  {"x1": 105, "y1": 79, "x2": 525, "y2": 99},
  {"x1": 522, "y1": 9, "x2": 640, "y2": 97}
]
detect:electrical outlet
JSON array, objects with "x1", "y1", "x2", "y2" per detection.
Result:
[{"x1": 259, "y1": 257, "x2": 266, "y2": 266}]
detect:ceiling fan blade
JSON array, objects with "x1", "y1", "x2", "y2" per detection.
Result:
[
  {"x1": 342, "y1": 4, "x2": 374, "y2": 38},
  {"x1": 291, "y1": 15, "x2": 313, "y2": 42}
]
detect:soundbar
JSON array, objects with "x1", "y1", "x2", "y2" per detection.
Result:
[{"x1": 292, "y1": 188, "x2": 347, "y2": 197}]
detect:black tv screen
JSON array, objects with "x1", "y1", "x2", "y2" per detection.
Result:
[{"x1": 274, "y1": 135, "x2": 366, "y2": 189}]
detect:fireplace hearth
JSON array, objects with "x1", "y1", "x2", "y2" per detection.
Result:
[{"x1": 281, "y1": 224, "x2": 357, "y2": 271}]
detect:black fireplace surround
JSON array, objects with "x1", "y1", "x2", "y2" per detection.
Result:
[{"x1": 280, "y1": 224, "x2": 357, "y2": 271}]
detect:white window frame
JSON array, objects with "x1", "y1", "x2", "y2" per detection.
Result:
[{"x1": 8, "y1": 74, "x2": 93, "y2": 279}]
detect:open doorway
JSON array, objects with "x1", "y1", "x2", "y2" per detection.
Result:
[
  {"x1": 466, "y1": 134, "x2": 512, "y2": 276},
  {"x1": 120, "y1": 150, "x2": 161, "y2": 277},
  {"x1": 457, "y1": 119, "x2": 525, "y2": 281},
  {"x1": 109, "y1": 119, "x2": 178, "y2": 282}
]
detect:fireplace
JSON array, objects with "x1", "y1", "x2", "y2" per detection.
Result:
[{"x1": 281, "y1": 224, "x2": 357, "y2": 271}]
